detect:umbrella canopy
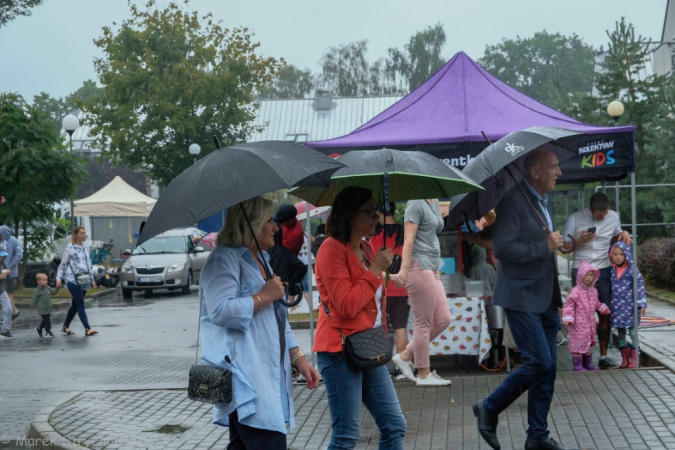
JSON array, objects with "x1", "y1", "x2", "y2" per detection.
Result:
[
  {"x1": 448, "y1": 126, "x2": 585, "y2": 228},
  {"x1": 294, "y1": 201, "x2": 316, "y2": 216},
  {"x1": 137, "y1": 141, "x2": 344, "y2": 245},
  {"x1": 289, "y1": 149, "x2": 483, "y2": 207}
]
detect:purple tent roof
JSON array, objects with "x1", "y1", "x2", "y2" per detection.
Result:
[{"x1": 308, "y1": 51, "x2": 634, "y2": 148}]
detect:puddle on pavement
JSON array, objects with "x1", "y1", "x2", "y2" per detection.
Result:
[{"x1": 144, "y1": 424, "x2": 190, "y2": 434}]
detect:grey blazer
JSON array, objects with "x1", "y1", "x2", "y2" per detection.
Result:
[{"x1": 492, "y1": 181, "x2": 562, "y2": 314}]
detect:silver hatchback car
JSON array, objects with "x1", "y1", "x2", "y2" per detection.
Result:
[{"x1": 120, "y1": 227, "x2": 210, "y2": 298}]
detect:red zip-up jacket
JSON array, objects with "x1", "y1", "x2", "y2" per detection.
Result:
[{"x1": 313, "y1": 237, "x2": 386, "y2": 353}]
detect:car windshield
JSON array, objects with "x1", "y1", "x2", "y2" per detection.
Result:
[{"x1": 133, "y1": 236, "x2": 187, "y2": 255}]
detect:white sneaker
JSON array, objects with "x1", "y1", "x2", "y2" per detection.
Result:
[
  {"x1": 430, "y1": 370, "x2": 451, "y2": 385},
  {"x1": 416, "y1": 372, "x2": 452, "y2": 387},
  {"x1": 392, "y1": 354, "x2": 416, "y2": 382}
]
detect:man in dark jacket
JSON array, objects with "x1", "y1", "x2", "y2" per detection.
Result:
[{"x1": 473, "y1": 149, "x2": 569, "y2": 450}]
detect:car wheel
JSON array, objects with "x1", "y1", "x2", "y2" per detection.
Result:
[
  {"x1": 182, "y1": 271, "x2": 193, "y2": 295},
  {"x1": 122, "y1": 288, "x2": 132, "y2": 299}
]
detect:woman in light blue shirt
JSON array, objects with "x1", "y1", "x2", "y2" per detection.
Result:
[{"x1": 199, "y1": 196, "x2": 320, "y2": 449}]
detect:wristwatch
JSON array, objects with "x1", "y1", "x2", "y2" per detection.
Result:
[{"x1": 291, "y1": 349, "x2": 305, "y2": 366}]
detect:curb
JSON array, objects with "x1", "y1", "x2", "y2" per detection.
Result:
[
  {"x1": 15, "y1": 288, "x2": 118, "y2": 310},
  {"x1": 28, "y1": 391, "x2": 89, "y2": 450}
]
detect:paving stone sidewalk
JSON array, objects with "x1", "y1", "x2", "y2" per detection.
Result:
[{"x1": 28, "y1": 368, "x2": 675, "y2": 450}]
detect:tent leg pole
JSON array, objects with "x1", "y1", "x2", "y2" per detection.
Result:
[
  {"x1": 565, "y1": 195, "x2": 570, "y2": 278},
  {"x1": 631, "y1": 172, "x2": 640, "y2": 367}
]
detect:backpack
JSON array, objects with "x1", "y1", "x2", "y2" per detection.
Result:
[{"x1": 268, "y1": 227, "x2": 307, "y2": 297}]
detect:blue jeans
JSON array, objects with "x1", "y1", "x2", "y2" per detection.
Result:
[
  {"x1": 64, "y1": 282, "x2": 90, "y2": 330},
  {"x1": 317, "y1": 352, "x2": 406, "y2": 450},
  {"x1": 484, "y1": 302, "x2": 560, "y2": 442}
]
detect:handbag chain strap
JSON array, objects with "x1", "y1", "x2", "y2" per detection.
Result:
[{"x1": 194, "y1": 262, "x2": 241, "y2": 366}]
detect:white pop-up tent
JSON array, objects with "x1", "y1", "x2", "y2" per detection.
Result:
[{"x1": 74, "y1": 176, "x2": 156, "y2": 217}]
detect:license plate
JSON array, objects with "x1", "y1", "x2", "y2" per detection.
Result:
[{"x1": 138, "y1": 276, "x2": 162, "y2": 283}]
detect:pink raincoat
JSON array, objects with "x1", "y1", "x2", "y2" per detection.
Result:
[{"x1": 562, "y1": 261, "x2": 609, "y2": 354}]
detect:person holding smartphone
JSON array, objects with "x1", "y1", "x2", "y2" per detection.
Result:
[{"x1": 562, "y1": 192, "x2": 632, "y2": 370}]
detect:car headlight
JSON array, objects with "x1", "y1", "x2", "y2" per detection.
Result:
[
  {"x1": 121, "y1": 264, "x2": 133, "y2": 273},
  {"x1": 168, "y1": 262, "x2": 185, "y2": 272}
]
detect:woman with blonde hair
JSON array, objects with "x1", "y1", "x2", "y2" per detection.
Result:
[
  {"x1": 56, "y1": 226, "x2": 97, "y2": 336},
  {"x1": 200, "y1": 196, "x2": 319, "y2": 449}
]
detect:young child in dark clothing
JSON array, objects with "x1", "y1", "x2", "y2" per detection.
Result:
[{"x1": 31, "y1": 273, "x2": 59, "y2": 338}]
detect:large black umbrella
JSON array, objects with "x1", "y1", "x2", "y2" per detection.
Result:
[
  {"x1": 447, "y1": 126, "x2": 585, "y2": 229},
  {"x1": 137, "y1": 141, "x2": 344, "y2": 246}
]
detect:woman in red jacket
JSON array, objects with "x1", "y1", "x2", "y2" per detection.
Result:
[{"x1": 314, "y1": 187, "x2": 406, "y2": 450}]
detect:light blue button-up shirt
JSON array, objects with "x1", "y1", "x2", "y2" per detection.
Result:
[
  {"x1": 198, "y1": 245, "x2": 298, "y2": 433},
  {"x1": 523, "y1": 179, "x2": 554, "y2": 231}
]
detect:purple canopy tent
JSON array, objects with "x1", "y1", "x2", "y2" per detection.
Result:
[
  {"x1": 307, "y1": 51, "x2": 643, "y2": 366},
  {"x1": 307, "y1": 51, "x2": 635, "y2": 185}
]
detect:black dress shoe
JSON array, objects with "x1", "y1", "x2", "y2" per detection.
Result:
[
  {"x1": 473, "y1": 400, "x2": 500, "y2": 450},
  {"x1": 524, "y1": 437, "x2": 575, "y2": 450}
]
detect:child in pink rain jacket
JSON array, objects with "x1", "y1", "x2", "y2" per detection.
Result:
[{"x1": 562, "y1": 261, "x2": 611, "y2": 371}]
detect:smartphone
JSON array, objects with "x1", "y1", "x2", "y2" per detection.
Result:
[{"x1": 587, "y1": 227, "x2": 597, "y2": 233}]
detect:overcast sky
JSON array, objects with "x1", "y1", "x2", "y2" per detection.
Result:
[{"x1": 0, "y1": 0, "x2": 667, "y2": 101}]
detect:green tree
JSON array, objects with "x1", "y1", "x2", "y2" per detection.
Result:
[
  {"x1": 318, "y1": 40, "x2": 372, "y2": 96},
  {"x1": 85, "y1": 0, "x2": 282, "y2": 188},
  {"x1": 386, "y1": 23, "x2": 447, "y2": 93},
  {"x1": 479, "y1": 31, "x2": 596, "y2": 110},
  {"x1": 591, "y1": 18, "x2": 669, "y2": 239},
  {"x1": 0, "y1": 93, "x2": 85, "y2": 287},
  {"x1": 0, "y1": 0, "x2": 43, "y2": 27},
  {"x1": 261, "y1": 64, "x2": 314, "y2": 99},
  {"x1": 32, "y1": 80, "x2": 101, "y2": 133}
]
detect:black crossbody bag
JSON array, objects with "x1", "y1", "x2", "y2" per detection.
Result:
[{"x1": 187, "y1": 266, "x2": 241, "y2": 404}]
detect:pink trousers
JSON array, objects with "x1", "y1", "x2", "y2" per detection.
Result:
[{"x1": 405, "y1": 260, "x2": 451, "y2": 369}]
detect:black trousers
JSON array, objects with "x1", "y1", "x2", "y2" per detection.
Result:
[
  {"x1": 38, "y1": 314, "x2": 51, "y2": 333},
  {"x1": 227, "y1": 410, "x2": 286, "y2": 450}
]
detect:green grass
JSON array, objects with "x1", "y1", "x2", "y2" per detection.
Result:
[{"x1": 645, "y1": 281, "x2": 675, "y2": 303}]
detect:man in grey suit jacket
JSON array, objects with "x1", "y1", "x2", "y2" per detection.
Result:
[{"x1": 473, "y1": 149, "x2": 572, "y2": 450}]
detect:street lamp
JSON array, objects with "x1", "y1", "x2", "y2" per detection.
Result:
[
  {"x1": 62, "y1": 114, "x2": 79, "y2": 233},
  {"x1": 189, "y1": 143, "x2": 201, "y2": 165},
  {"x1": 607, "y1": 100, "x2": 625, "y2": 123}
]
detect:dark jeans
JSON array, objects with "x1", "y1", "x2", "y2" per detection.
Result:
[
  {"x1": 64, "y1": 282, "x2": 90, "y2": 330},
  {"x1": 38, "y1": 314, "x2": 51, "y2": 333},
  {"x1": 317, "y1": 352, "x2": 406, "y2": 450},
  {"x1": 484, "y1": 302, "x2": 560, "y2": 442},
  {"x1": 227, "y1": 410, "x2": 286, "y2": 450}
]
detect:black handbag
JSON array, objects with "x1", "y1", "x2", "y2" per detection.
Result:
[
  {"x1": 342, "y1": 325, "x2": 393, "y2": 372},
  {"x1": 321, "y1": 279, "x2": 394, "y2": 372},
  {"x1": 187, "y1": 275, "x2": 237, "y2": 404}
]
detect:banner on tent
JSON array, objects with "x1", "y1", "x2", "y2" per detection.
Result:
[{"x1": 318, "y1": 131, "x2": 635, "y2": 185}]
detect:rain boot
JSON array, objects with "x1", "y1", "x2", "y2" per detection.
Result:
[
  {"x1": 627, "y1": 347, "x2": 638, "y2": 369},
  {"x1": 573, "y1": 356, "x2": 587, "y2": 372},
  {"x1": 582, "y1": 353, "x2": 599, "y2": 371},
  {"x1": 619, "y1": 347, "x2": 631, "y2": 369}
]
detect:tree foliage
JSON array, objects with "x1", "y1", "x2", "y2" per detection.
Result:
[
  {"x1": 479, "y1": 31, "x2": 595, "y2": 110},
  {"x1": 32, "y1": 80, "x2": 101, "y2": 134},
  {"x1": 317, "y1": 40, "x2": 377, "y2": 96},
  {"x1": 0, "y1": 93, "x2": 86, "y2": 285},
  {"x1": 0, "y1": 0, "x2": 42, "y2": 27},
  {"x1": 85, "y1": 0, "x2": 282, "y2": 188},
  {"x1": 261, "y1": 64, "x2": 314, "y2": 99},
  {"x1": 386, "y1": 23, "x2": 446, "y2": 93}
]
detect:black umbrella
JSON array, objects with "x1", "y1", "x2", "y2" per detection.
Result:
[
  {"x1": 137, "y1": 141, "x2": 344, "y2": 245},
  {"x1": 447, "y1": 126, "x2": 585, "y2": 231}
]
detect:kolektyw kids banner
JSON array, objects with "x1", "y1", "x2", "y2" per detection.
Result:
[{"x1": 556, "y1": 132, "x2": 635, "y2": 184}]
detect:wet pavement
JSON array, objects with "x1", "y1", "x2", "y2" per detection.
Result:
[{"x1": 3, "y1": 287, "x2": 675, "y2": 449}]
